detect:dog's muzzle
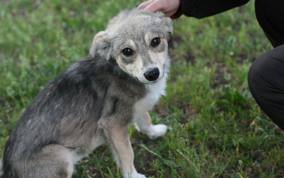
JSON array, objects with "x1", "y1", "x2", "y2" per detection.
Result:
[{"x1": 144, "y1": 67, "x2": 160, "y2": 81}]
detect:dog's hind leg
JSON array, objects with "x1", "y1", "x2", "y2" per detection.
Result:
[
  {"x1": 135, "y1": 112, "x2": 167, "y2": 140},
  {"x1": 15, "y1": 144, "x2": 74, "y2": 178}
]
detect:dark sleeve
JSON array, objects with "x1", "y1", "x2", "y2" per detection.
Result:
[{"x1": 174, "y1": 0, "x2": 250, "y2": 19}]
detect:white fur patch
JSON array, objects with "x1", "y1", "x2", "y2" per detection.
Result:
[
  {"x1": 133, "y1": 73, "x2": 167, "y2": 122},
  {"x1": 145, "y1": 124, "x2": 168, "y2": 140},
  {"x1": 123, "y1": 170, "x2": 146, "y2": 178}
]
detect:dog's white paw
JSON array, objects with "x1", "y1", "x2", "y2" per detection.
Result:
[
  {"x1": 132, "y1": 172, "x2": 146, "y2": 178},
  {"x1": 147, "y1": 124, "x2": 168, "y2": 139},
  {"x1": 124, "y1": 171, "x2": 146, "y2": 178}
]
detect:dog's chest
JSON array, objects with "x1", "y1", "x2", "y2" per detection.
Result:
[{"x1": 133, "y1": 77, "x2": 167, "y2": 115}]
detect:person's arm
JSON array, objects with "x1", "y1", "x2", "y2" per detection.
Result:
[
  {"x1": 178, "y1": 0, "x2": 250, "y2": 18},
  {"x1": 138, "y1": 0, "x2": 250, "y2": 19}
]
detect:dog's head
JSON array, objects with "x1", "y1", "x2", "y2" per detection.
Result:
[{"x1": 90, "y1": 10, "x2": 173, "y2": 84}]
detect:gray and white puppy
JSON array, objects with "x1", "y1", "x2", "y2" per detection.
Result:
[{"x1": 1, "y1": 9, "x2": 172, "y2": 178}]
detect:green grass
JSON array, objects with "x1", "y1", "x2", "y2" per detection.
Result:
[{"x1": 0, "y1": 0, "x2": 283, "y2": 177}]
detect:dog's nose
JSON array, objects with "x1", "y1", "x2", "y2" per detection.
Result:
[{"x1": 144, "y1": 67, "x2": 160, "y2": 81}]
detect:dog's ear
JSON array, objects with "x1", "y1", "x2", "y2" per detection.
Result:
[
  {"x1": 89, "y1": 31, "x2": 112, "y2": 60},
  {"x1": 155, "y1": 12, "x2": 173, "y2": 35},
  {"x1": 162, "y1": 16, "x2": 173, "y2": 35}
]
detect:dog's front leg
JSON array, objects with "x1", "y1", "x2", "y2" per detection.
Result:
[
  {"x1": 101, "y1": 122, "x2": 146, "y2": 178},
  {"x1": 135, "y1": 112, "x2": 167, "y2": 139}
]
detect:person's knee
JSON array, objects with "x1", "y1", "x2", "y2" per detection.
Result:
[
  {"x1": 248, "y1": 47, "x2": 284, "y2": 129},
  {"x1": 248, "y1": 53, "x2": 269, "y2": 97},
  {"x1": 249, "y1": 45, "x2": 284, "y2": 96}
]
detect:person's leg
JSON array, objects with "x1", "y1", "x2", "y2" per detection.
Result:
[{"x1": 248, "y1": 45, "x2": 284, "y2": 130}]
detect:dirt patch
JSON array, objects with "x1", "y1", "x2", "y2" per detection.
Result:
[
  {"x1": 154, "y1": 101, "x2": 197, "y2": 125},
  {"x1": 211, "y1": 62, "x2": 231, "y2": 89},
  {"x1": 154, "y1": 102, "x2": 170, "y2": 118},
  {"x1": 236, "y1": 52, "x2": 249, "y2": 64},
  {"x1": 184, "y1": 51, "x2": 196, "y2": 64},
  {"x1": 179, "y1": 103, "x2": 197, "y2": 124}
]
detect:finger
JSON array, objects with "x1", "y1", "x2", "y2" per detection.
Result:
[
  {"x1": 137, "y1": 0, "x2": 152, "y2": 9},
  {"x1": 143, "y1": 1, "x2": 161, "y2": 12}
]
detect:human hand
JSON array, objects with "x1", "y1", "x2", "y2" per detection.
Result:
[{"x1": 138, "y1": 0, "x2": 180, "y2": 17}]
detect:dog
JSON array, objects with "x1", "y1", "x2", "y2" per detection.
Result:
[{"x1": 1, "y1": 9, "x2": 173, "y2": 178}]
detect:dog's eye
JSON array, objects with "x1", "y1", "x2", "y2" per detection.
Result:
[
  {"x1": 150, "y1": 37, "x2": 161, "y2": 48},
  {"x1": 122, "y1": 48, "x2": 134, "y2": 57}
]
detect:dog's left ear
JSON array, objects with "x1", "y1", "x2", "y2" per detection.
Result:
[
  {"x1": 162, "y1": 16, "x2": 173, "y2": 35},
  {"x1": 156, "y1": 12, "x2": 173, "y2": 41},
  {"x1": 156, "y1": 12, "x2": 173, "y2": 39},
  {"x1": 89, "y1": 31, "x2": 112, "y2": 60}
]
